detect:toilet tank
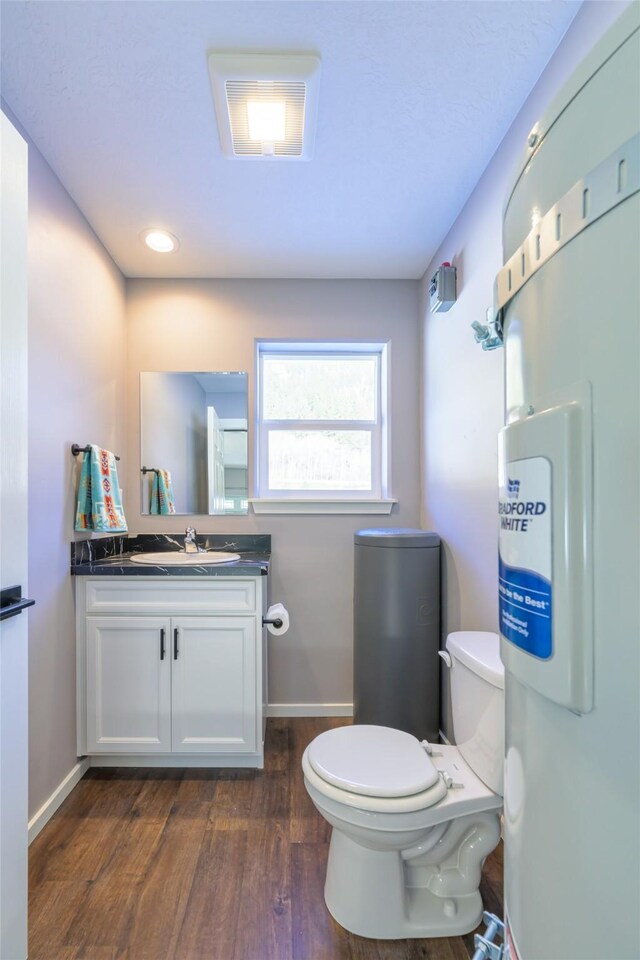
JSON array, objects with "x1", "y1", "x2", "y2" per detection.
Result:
[{"x1": 447, "y1": 631, "x2": 505, "y2": 795}]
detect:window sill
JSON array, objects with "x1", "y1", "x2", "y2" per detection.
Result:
[{"x1": 249, "y1": 498, "x2": 396, "y2": 515}]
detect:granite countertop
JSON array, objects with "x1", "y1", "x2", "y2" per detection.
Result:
[{"x1": 71, "y1": 533, "x2": 271, "y2": 577}]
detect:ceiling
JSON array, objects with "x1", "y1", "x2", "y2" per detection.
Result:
[{"x1": 0, "y1": 1, "x2": 580, "y2": 280}]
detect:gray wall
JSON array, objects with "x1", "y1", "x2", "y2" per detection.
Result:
[
  {"x1": 419, "y1": 0, "x2": 631, "y2": 739},
  {"x1": 26, "y1": 140, "x2": 127, "y2": 817},
  {"x1": 125, "y1": 279, "x2": 422, "y2": 709}
]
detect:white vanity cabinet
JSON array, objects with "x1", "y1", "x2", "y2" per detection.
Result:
[
  {"x1": 76, "y1": 576, "x2": 266, "y2": 767},
  {"x1": 170, "y1": 616, "x2": 256, "y2": 753},
  {"x1": 85, "y1": 615, "x2": 172, "y2": 753}
]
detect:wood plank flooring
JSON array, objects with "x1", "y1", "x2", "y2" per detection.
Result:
[{"x1": 28, "y1": 718, "x2": 503, "y2": 960}]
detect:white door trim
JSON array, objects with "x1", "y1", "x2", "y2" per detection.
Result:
[{"x1": 0, "y1": 111, "x2": 29, "y2": 960}]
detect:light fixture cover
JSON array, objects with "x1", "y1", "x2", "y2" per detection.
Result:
[
  {"x1": 208, "y1": 53, "x2": 321, "y2": 160},
  {"x1": 246, "y1": 100, "x2": 287, "y2": 143}
]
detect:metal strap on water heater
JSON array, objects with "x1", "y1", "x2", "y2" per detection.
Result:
[{"x1": 495, "y1": 132, "x2": 640, "y2": 316}]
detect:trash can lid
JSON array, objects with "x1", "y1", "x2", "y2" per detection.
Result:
[{"x1": 354, "y1": 528, "x2": 440, "y2": 548}]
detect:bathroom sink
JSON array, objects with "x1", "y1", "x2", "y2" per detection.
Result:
[{"x1": 130, "y1": 551, "x2": 240, "y2": 565}]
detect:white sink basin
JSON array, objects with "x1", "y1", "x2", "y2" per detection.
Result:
[{"x1": 130, "y1": 551, "x2": 240, "y2": 565}]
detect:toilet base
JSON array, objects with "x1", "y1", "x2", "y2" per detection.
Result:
[{"x1": 323, "y1": 812, "x2": 500, "y2": 939}]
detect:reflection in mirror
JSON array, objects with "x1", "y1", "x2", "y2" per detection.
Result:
[{"x1": 140, "y1": 372, "x2": 248, "y2": 516}]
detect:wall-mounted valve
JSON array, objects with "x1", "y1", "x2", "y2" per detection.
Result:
[{"x1": 472, "y1": 308, "x2": 504, "y2": 351}]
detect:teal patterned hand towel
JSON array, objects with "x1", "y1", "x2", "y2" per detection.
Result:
[
  {"x1": 150, "y1": 469, "x2": 176, "y2": 515},
  {"x1": 75, "y1": 445, "x2": 128, "y2": 532}
]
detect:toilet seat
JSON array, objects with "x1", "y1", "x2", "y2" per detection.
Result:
[
  {"x1": 307, "y1": 724, "x2": 440, "y2": 798},
  {"x1": 302, "y1": 747, "x2": 449, "y2": 814},
  {"x1": 303, "y1": 741, "x2": 501, "y2": 818}
]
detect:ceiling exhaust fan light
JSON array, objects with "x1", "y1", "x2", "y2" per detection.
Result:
[
  {"x1": 209, "y1": 53, "x2": 321, "y2": 161},
  {"x1": 247, "y1": 101, "x2": 286, "y2": 142},
  {"x1": 141, "y1": 229, "x2": 179, "y2": 253}
]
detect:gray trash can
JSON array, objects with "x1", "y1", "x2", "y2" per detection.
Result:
[{"x1": 353, "y1": 528, "x2": 441, "y2": 740}]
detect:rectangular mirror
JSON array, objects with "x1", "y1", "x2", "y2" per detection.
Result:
[{"x1": 140, "y1": 372, "x2": 248, "y2": 515}]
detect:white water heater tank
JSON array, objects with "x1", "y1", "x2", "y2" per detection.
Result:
[{"x1": 499, "y1": 7, "x2": 639, "y2": 959}]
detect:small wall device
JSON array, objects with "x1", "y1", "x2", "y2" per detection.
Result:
[{"x1": 429, "y1": 262, "x2": 457, "y2": 313}]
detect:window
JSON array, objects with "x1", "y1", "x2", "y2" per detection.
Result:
[{"x1": 255, "y1": 342, "x2": 391, "y2": 512}]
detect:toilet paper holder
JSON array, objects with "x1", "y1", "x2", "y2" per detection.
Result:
[{"x1": 262, "y1": 616, "x2": 283, "y2": 629}]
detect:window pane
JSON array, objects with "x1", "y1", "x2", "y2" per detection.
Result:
[
  {"x1": 268, "y1": 431, "x2": 372, "y2": 490},
  {"x1": 263, "y1": 356, "x2": 376, "y2": 421}
]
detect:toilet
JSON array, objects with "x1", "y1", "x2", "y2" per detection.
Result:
[{"x1": 302, "y1": 631, "x2": 504, "y2": 939}]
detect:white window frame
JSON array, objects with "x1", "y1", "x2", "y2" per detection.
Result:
[{"x1": 251, "y1": 341, "x2": 394, "y2": 515}]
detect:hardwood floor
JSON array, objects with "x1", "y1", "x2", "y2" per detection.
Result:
[{"x1": 28, "y1": 718, "x2": 503, "y2": 960}]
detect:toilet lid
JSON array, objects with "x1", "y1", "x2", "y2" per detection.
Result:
[{"x1": 306, "y1": 725, "x2": 440, "y2": 798}]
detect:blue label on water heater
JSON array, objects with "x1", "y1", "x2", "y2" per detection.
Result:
[
  {"x1": 498, "y1": 556, "x2": 552, "y2": 658},
  {"x1": 498, "y1": 456, "x2": 553, "y2": 659}
]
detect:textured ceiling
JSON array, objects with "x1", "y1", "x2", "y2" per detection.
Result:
[{"x1": 0, "y1": 1, "x2": 580, "y2": 279}]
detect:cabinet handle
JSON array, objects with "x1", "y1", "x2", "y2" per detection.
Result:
[
  {"x1": 173, "y1": 627, "x2": 179, "y2": 660},
  {"x1": 160, "y1": 628, "x2": 166, "y2": 660}
]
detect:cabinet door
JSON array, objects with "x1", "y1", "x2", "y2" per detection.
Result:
[
  {"x1": 171, "y1": 617, "x2": 257, "y2": 753},
  {"x1": 86, "y1": 617, "x2": 171, "y2": 753}
]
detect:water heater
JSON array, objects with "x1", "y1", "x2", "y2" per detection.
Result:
[{"x1": 499, "y1": 7, "x2": 639, "y2": 959}]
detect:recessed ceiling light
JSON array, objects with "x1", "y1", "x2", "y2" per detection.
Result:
[
  {"x1": 208, "y1": 53, "x2": 321, "y2": 160},
  {"x1": 141, "y1": 229, "x2": 179, "y2": 253}
]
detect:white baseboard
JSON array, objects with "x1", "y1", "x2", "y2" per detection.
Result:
[
  {"x1": 265, "y1": 703, "x2": 353, "y2": 718},
  {"x1": 27, "y1": 707, "x2": 352, "y2": 841},
  {"x1": 28, "y1": 758, "x2": 90, "y2": 845},
  {"x1": 89, "y1": 753, "x2": 263, "y2": 768}
]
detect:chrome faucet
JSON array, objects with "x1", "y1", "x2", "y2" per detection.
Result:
[{"x1": 184, "y1": 527, "x2": 200, "y2": 553}]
